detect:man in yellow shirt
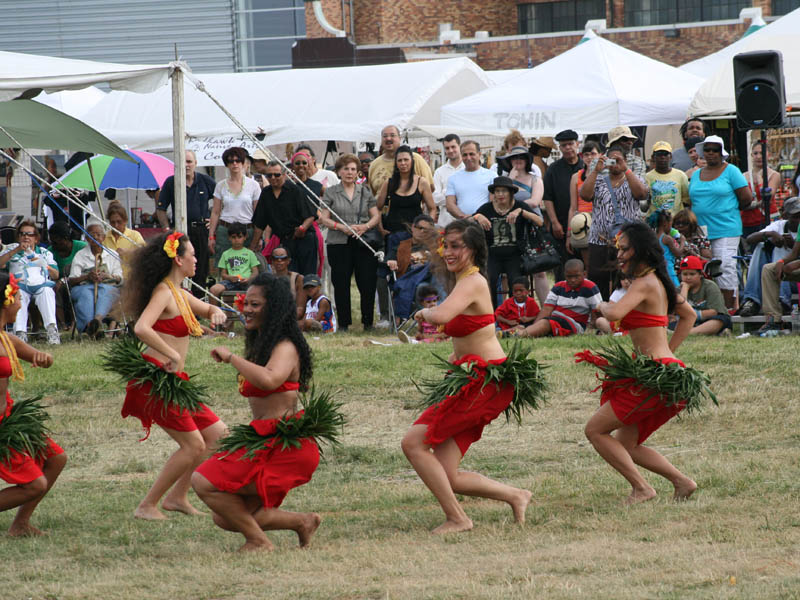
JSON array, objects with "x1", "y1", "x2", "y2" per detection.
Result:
[
  {"x1": 367, "y1": 125, "x2": 434, "y2": 196},
  {"x1": 645, "y1": 141, "x2": 689, "y2": 216}
]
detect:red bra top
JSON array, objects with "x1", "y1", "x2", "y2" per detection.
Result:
[
  {"x1": 238, "y1": 378, "x2": 301, "y2": 398},
  {"x1": 152, "y1": 315, "x2": 190, "y2": 338},
  {"x1": 620, "y1": 309, "x2": 668, "y2": 330},
  {"x1": 442, "y1": 314, "x2": 495, "y2": 338},
  {"x1": 0, "y1": 356, "x2": 11, "y2": 378}
]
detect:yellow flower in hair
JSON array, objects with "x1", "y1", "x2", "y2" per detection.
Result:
[
  {"x1": 163, "y1": 231, "x2": 184, "y2": 258},
  {"x1": 3, "y1": 274, "x2": 19, "y2": 307},
  {"x1": 437, "y1": 233, "x2": 445, "y2": 257},
  {"x1": 614, "y1": 232, "x2": 623, "y2": 250}
]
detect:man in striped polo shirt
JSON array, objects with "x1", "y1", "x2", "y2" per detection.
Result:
[{"x1": 510, "y1": 258, "x2": 604, "y2": 337}]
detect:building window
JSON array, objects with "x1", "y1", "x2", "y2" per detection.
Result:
[
  {"x1": 625, "y1": 0, "x2": 750, "y2": 26},
  {"x1": 234, "y1": 0, "x2": 305, "y2": 71},
  {"x1": 772, "y1": 0, "x2": 800, "y2": 16},
  {"x1": 518, "y1": 0, "x2": 606, "y2": 34}
]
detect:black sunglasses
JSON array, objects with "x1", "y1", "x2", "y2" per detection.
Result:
[
  {"x1": 703, "y1": 146, "x2": 722, "y2": 153},
  {"x1": 265, "y1": 173, "x2": 283, "y2": 178},
  {"x1": 225, "y1": 157, "x2": 243, "y2": 164}
]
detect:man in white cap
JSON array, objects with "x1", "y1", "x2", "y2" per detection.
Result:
[{"x1": 606, "y1": 126, "x2": 646, "y2": 180}]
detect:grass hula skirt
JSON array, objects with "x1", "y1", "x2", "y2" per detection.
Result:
[
  {"x1": 100, "y1": 335, "x2": 209, "y2": 416},
  {"x1": 413, "y1": 342, "x2": 548, "y2": 425},
  {"x1": 0, "y1": 396, "x2": 52, "y2": 465},
  {"x1": 217, "y1": 387, "x2": 346, "y2": 459},
  {"x1": 574, "y1": 341, "x2": 717, "y2": 415}
]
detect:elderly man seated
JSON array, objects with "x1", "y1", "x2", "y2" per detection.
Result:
[
  {"x1": 738, "y1": 197, "x2": 800, "y2": 317},
  {"x1": 68, "y1": 218, "x2": 123, "y2": 339}
]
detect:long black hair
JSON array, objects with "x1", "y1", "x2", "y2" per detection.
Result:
[
  {"x1": 620, "y1": 222, "x2": 678, "y2": 313},
  {"x1": 245, "y1": 273, "x2": 312, "y2": 389},
  {"x1": 387, "y1": 145, "x2": 415, "y2": 196},
  {"x1": 123, "y1": 231, "x2": 189, "y2": 318}
]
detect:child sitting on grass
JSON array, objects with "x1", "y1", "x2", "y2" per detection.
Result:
[
  {"x1": 300, "y1": 275, "x2": 336, "y2": 333},
  {"x1": 209, "y1": 222, "x2": 260, "y2": 305},
  {"x1": 495, "y1": 276, "x2": 540, "y2": 332},
  {"x1": 398, "y1": 285, "x2": 450, "y2": 343},
  {"x1": 503, "y1": 258, "x2": 610, "y2": 337},
  {"x1": 671, "y1": 255, "x2": 732, "y2": 336}
]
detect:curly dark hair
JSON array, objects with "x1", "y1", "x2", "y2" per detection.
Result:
[
  {"x1": 387, "y1": 145, "x2": 415, "y2": 196},
  {"x1": 427, "y1": 219, "x2": 489, "y2": 293},
  {"x1": 221, "y1": 146, "x2": 247, "y2": 166},
  {"x1": 619, "y1": 222, "x2": 678, "y2": 313},
  {"x1": 244, "y1": 273, "x2": 312, "y2": 389},
  {"x1": 123, "y1": 231, "x2": 190, "y2": 318}
]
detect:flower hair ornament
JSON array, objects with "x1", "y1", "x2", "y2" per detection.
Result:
[
  {"x1": 614, "y1": 231, "x2": 624, "y2": 250},
  {"x1": 234, "y1": 293, "x2": 246, "y2": 313},
  {"x1": 437, "y1": 232, "x2": 445, "y2": 257},
  {"x1": 3, "y1": 273, "x2": 19, "y2": 307},
  {"x1": 163, "y1": 231, "x2": 184, "y2": 258}
]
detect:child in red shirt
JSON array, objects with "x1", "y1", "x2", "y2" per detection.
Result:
[{"x1": 495, "y1": 277, "x2": 540, "y2": 331}]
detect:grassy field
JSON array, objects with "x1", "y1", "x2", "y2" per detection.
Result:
[{"x1": 1, "y1": 330, "x2": 799, "y2": 599}]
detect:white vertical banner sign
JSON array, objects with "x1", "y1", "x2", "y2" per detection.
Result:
[{"x1": 171, "y1": 64, "x2": 187, "y2": 234}]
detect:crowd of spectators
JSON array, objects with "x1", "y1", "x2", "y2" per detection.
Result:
[{"x1": 6, "y1": 118, "x2": 800, "y2": 343}]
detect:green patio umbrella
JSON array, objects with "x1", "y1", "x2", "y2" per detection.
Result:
[{"x1": 0, "y1": 99, "x2": 132, "y2": 162}]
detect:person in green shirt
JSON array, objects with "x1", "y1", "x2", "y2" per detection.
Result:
[
  {"x1": 48, "y1": 221, "x2": 86, "y2": 329},
  {"x1": 673, "y1": 255, "x2": 731, "y2": 335},
  {"x1": 209, "y1": 222, "x2": 260, "y2": 304}
]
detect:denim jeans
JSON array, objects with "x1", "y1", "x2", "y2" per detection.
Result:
[
  {"x1": 71, "y1": 283, "x2": 120, "y2": 332},
  {"x1": 742, "y1": 243, "x2": 792, "y2": 307}
]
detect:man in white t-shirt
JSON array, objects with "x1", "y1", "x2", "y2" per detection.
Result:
[
  {"x1": 433, "y1": 133, "x2": 464, "y2": 228},
  {"x1": 445, "y1": 141, "x2": 494, "y2": 220}
]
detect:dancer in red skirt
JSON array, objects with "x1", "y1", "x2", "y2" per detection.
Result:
[
  {"x1": 402, "y1": 219, "x2": 544, "y2": 534},
  {"x1": 118, "y1": 232, "x2": 227, "y2": 520},
  {"x1": 193, "y1": 273, "x2": 341, "y2": 552},
  {"x1": 0, "y1": 273, "x2": 66, "y2": 536},
  {"x1": 579, "y1": 222, "x2": 711, "y2": 505}
]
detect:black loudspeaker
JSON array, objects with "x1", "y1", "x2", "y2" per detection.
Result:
[{"x1": 733, "y1": 50, "x2": 785, "y2": 130}]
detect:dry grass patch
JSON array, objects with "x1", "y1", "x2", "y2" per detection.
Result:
[{"x1": 0, "y1": 333, "x2": 798, "y2": 599}]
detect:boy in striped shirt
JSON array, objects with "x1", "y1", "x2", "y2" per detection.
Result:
[{"x1": 510, "y1": 259, "x2": 606, "y2": 337}]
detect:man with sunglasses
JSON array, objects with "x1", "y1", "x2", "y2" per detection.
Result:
[
  {"x1": 250, "y1": 161, "x2": 318, "y2": 276},
  {"x1": 157, "y1": 149, "x2": 216, "y2": 297}
]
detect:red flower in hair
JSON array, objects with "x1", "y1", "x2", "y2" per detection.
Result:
[{"x1": 234, "y1": 293, "x2": 245, "y2": 312}]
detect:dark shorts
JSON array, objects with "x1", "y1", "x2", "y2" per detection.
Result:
[{"x1": 219, "y1": 280, "x2": 247, "y2": 291}]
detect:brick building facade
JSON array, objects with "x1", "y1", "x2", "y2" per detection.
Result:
[{"x1": 303, "y1": 0, "x2": 783, "y2": 69}]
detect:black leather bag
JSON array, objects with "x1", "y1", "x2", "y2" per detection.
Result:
[{"x1": 520, "y1": 224, "x2": 561, "y2": 274}]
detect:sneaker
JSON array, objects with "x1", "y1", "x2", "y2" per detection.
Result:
[
  {"x1": 756, "y1": 316, "x2": 780, "y2": 336},
  {"x1": 86, "y1": 318, "x2": 100, "y2": 339},
  {"x1": 737, "y1": 299, "x2": 760, "y2": 317},
  {"x1": 398, "y1": 330, "x2": 413, "y2": 343},
  {"x1": 375, "y1": 319, "x2": 391, "y2": 330},
  {"x1": 14, "y1": 330, "x2": 27, "y2": 343},
  {"x1": 46, "y1": 324, "x2": 61, "y2": 345}
]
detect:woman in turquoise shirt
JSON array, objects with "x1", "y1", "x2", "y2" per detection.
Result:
[{"x1": 688, "y1": 136, "x2": 752, "y2": 308}]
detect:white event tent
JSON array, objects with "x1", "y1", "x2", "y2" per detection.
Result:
[
  {"x1": 80, "y1": 58, "x2": 492, "y2": 151},
  {"x1": 0, "y1": 50, "x2": 171, "y2": 101},
  {"x1": 34, "y1": 86, "x2": 107, "y2": 119},
  {"x1": 686, "y1": 9, "x2": 800, "y2": 118},
  {"x1": 680, "y1": 7, "x2": 800, "y2": 79},
  {"x1": 438, "y1": 34, "x2": 705, "y2": 136}
]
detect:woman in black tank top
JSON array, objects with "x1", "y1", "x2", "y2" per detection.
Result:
[{"x1": 377, "y1": 145, "x2": 436, "y2": 233}]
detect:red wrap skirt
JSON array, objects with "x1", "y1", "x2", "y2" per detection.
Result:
[
  {"x1": 196, "y1": 415, "x2": 320, "y2": 509},
  {"x1": 0, "y1": 394, "x2": 64, "y2": 485},
  {"x1": 122, "y1": 355, "x2": 219, "y2": 440},
  {"x1": 577, "y1": 351, "x2": 686, "y2": 445},
  {"x1": 414, "y1": 355, "x2": 514, "y2": 456}
]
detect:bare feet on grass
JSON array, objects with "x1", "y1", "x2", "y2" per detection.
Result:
[
  {"x1": 624, "y1": 485, "x2": 657, "y2": 506},
  {"x1": 432, "y1": 517, "x2": 473, "y2": 535},
  {"x1": 134, "y1": 503, "x2": 168, "y2": 520},
  {"x1": 8, "y1": 523, "x2": 46, "y2": 537},
  {"x1": 162, "y1": 499, "x2": 206, "y2": 516},
  {"x1": 238, "y1": 539, "x2": 275, "y2": 552},
  {"x1": 673, "y1": 477, "x2": 697, "y2": 501},
  {"x1": 509, "y1": 489, "x2": 533, "y2": 523},
  {"x1": 297, "y1": 513, "x2": 322, "y2": 548}
]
